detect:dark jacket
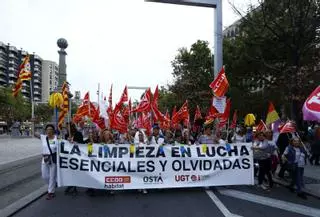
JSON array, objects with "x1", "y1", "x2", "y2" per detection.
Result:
[
  {"x1": 65, "y1": 131, "x2": 84, "y2": 144},
  {"x1": 284, "y1": 145, "x2": 306, "y2": 165}
]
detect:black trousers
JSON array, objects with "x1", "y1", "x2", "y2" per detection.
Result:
[
  {"x1": 310, "y1": 154, "x2": 320, "y2": 165},
  {"x1": 258, "y1": 158, "x2": 273, "y2": 188}
]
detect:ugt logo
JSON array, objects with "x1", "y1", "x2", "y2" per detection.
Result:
[{"x1": 143, "y1": 173, "x2": 163, "y2": 184}]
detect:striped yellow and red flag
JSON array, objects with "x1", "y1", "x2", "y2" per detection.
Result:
[
  {"x1": 12, "y1": 55, "x2": 32, "y2": 97},
  {"x1": 58, "y1": 82, "x2": 69, "y2": 131}
]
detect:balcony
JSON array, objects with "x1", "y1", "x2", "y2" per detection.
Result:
[
  {"x1": 9, "y1": 46, "x2": 18, "y2": 52},
  {"x1": 34, "y1": 78, "x2": 41, "y2": 83},
  {"x1": 21, "y1": 89, "x2": 28, "y2": 94},
  {"x1": 22, "y1": 82, "x2": 30, "y2": 87},
  {"x1": 9, "y1": 80, "x2": 14, "y2": 84},
  {"x1": 34, "y1": 97, "x2": 41, "y2": 101},
  {"x1": 34, "y1": 91, "x2": 41, "y2": 95},
  {"x1": 34, "y1": 85, "x2": 40, "y2": 89},
  {"x1": 9, "y1": 67, "x2": 15, "y2": 71},
  {"x1": 21, "y1": 50, "x2": 27, "y2": 55},
  {"x1": 0, "y1": 71, "x2": 7, "y2": 77},
  {"x1": 9, "y1": 54, "x2": 16, "y2": 58},
  {"x1": 0, "y1": 77, "x2": 6, "y2": 83},
  {"x1": 9, "y1": 73, "x2": 16, "y2": 78}
]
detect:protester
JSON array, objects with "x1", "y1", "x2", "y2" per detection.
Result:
[
  {"x1": 198, "y1": 124, "x2": 215, "y2": 144},
  {"x1": 39, "y1": 124, "x2": 58, "y2": 200},
  {"x1": 149, "y1": 124, "x2": 165, "y2": 145},
  {"x1": 277, "y1": 132, "x2": 292, "y2": 179},
  {"x1": 174, "y1": 130, "x2": 183, "y2": 145},
  {"x1": 252, "y1": 131, "x2": 274, "y2": 190},
  {"x1": 310, "y1": 127, "x2": 320, "y2": 165},
  {"x1": 134, "y1": 129, "x2": 148, "y2": 194},
  {"x1": 282, "y1": 138, "x2": 308, "y2": 199},
  {"x1": 232, "y1": 126, "x2": 246, "y2": 143},
  {"x1": 84, "y1": 128, "x2": 100, "y2": 197},
  {"x1": 64, "y1": 122, "x2": 85, "y2": 195},
  {"x1": 100, "y1": 128, "x2": 114, "y2": 144},
  {"x1": 182, "y1": 128, "x2": 193, "y2": 145},
  {"x1": 265, "y1": 130, "x2": 279, "y2": 175},
  {"x1": 164, "y1": 130, "x2": 174, "y2": 144}
]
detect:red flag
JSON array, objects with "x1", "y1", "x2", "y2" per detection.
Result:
[
  {"x1": 218, "y1": 99, "x2": 231, "y2": 128},
  {"x1": 209, "y1": 67, "x2": 229, "y2": 97},
  {"x1": 119, "y1": 86, "x2": 128, "y2": 103},
  {"x1": 83, "y1": 92, "x2": 90, "y2": 104},
  {"x1": 132, "y1": 88, "x2": 152, "y2": 113},
  {"x1": 142, "y1": 112, "x2": 152, "y2": 136},
  {"x1": 110, "y1": 110, "x2": 128, "y2": 133},
  {"x1": 194, "y1": 105, "x2": 202, "y2": 122},
  {"x1": 255, "y1": 120, "x2": 267, "y2": 132},
  {"x1": 13, "y1": 55, "x2": 32, "y2": 97},
  {"x1": 230, "y1": 110, "x2": 237, "y2": 129},
  {"x1": 128, "y1": 98, "x2": 132, "y2": 115},
  {"x1": 172, "y1": 101, "x2": 189, "y2": 125},
  {"x1": 279, "y1": 121, "x2": 296, "y2": 134},
  {"x1": 152, "y1": 85, "x2": 159, "y2": 108},
  {"x1": 206, "y1": 99, "x2": 221, "y2": 121}
]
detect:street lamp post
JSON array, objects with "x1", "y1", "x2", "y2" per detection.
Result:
[{"x1": 145, "y1": 0, "x2": 223, "y2": 77}]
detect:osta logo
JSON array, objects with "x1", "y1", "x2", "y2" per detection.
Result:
[
  {"x1": 143, "y1": 173, "x2": 163, "y2": 184},
  {"x1": 104, "y1": 176, "x2": 131, "y2": 189}
]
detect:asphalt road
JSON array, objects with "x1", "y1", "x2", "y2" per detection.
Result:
[{"x1": 12, "y1": 184, "x2": 320, "y2": 217}]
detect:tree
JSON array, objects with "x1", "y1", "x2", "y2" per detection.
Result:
[
  {"x1": 225, "y1": 0, "x2": 320, "y2": 124},
  {"x1": 159, "y1": 40, "x2": 213, "y2": 117},
  {"x1": 0, "y1": 87, "x2": 31, "y2": 125},
  {"x1": 34, "y1": 103, "x2": 53, "y2": 123}
]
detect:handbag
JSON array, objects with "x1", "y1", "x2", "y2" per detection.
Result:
[{"x1": 46, "y1": 136, "x2": 57, "y2": 164}]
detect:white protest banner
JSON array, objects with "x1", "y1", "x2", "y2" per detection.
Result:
[
  {"x1": 57, "y1": 142, "x2": 254, "y2": 190},
  {"x1": 213, "y1": 96, "x2": 226, "y2": 113}
]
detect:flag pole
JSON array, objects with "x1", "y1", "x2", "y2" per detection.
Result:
[{"x1": 30, "y1": 79, "x2": 35, "y2": 137}]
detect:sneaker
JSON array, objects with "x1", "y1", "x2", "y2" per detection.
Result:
[
  {"x1": 142, "y1": 189, "x2": 148, "y2": 194},
  {"x1": 258, "y1": 185, "x2": 269, "y2": 190},
  {"x1": 297, "y1": 193, "x2": 307, "y2": 200},
  {"x1": 46, "y1": 193, "x2": 54, "y2": 200}
]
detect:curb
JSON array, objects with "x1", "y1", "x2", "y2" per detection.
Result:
[
  {"x1": 273, "y1": 177, "x2": 320, "y2": 199},
  {"x1": 0, "y1": 185, "x2": 47, "y2": 217}
]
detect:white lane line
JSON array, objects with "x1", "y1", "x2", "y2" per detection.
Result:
[
  {"x1": 205, "y1": 190, "x2": 243, "y2": 217},
  {"x1": 219, "y1": 189, "x2": 320, "y2": 217}
]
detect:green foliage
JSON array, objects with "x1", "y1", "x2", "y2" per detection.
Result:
[
  {"x1": 225, "y1": 0, "x2": 320, "y2": 121},
  {"x1": 159, "y1": 40, "x2": 213, "y2": 117},
  {"x1": 34, "y1": 103, "x2": 53, "y2": 123},
  {"x1": 0, "y1": 87, "x2": 31, "y2": 125}
]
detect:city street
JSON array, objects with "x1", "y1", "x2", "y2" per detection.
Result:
[{"x1": 12, "y1": 185, "x2": 320, "y2": 217}]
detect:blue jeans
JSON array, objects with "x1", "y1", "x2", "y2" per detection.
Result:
[{"x1": 296, "y1": 167, "x2": 304, "y2": 193}]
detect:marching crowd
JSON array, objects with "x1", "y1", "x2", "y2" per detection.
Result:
[{"x1": 38, "y1": 121, "x2": 320, "y2": 200}]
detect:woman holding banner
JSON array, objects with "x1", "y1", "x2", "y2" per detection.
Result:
[
  {"x1": 64, "y1": 122, "x2": 85, "y2": 195},
  {"x1": 134, "y1": 129, "x2": 149, "y2": 194},
  {"x1": 84, "y1": 128, "x2": 100, "y2": 197},
  {"x1": 38, "y1": 124, "x2": 58, "y2": 200}
]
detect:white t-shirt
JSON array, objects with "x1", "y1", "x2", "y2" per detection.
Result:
[
  {"x1": 41, "y1": 134, "x2": 58, "y2": 155},
  {"x1": 293, "y1": 147, "x2": 301, "y2": 164},
  {"x1": 233, "y1": 134, "x2": 245, "y2": 143}
]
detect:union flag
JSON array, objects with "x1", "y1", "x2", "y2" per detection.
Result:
[{"x1": 209, "y1": 67, "x2": 229, "y2": 97}]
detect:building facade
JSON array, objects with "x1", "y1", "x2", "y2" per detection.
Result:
[
  {"x1": 0, "y1": 41, "x2": 42, "y2": 102},
  {"x1": 41, "y1": 60, "x2": 59, "y2": 102}
]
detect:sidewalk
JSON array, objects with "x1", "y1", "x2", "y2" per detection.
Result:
[
  {"x1": 0, "y1": 136, "x2": 41, "y2": 165},
  {"x1": 273, "y1": 164, "x2": 320, "y2": 198}
]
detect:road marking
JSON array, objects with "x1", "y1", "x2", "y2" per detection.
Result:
[
  {"x1": 219, "y1": 189, "x2": 320, "y2": 217},
  {"x1": 205, "y1": 190, "x2": 243, "y2": 217}
]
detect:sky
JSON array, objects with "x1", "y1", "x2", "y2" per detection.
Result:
[{"x1": 0, "y1": 0, "x2": 257, "y2": 103}]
